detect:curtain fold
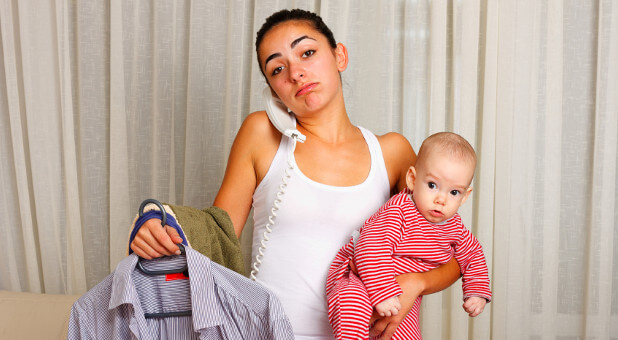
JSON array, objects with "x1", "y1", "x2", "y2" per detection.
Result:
[{"x1": 1, "y1": 0, "x2": 616, "y2": 338}]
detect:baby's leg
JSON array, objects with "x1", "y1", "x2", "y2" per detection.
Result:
[
  {"x1": 390, "y1": 296, "x2": 423, "y2": 340},
  {"x1": 327, "y1": 271, "x2": 373, "y2": 339}
]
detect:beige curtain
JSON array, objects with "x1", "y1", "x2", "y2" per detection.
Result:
[{"x1": 1, "y1": 0, "x2": 616, "y2": 338}]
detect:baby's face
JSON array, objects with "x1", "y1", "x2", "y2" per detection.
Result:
[{"x1": 408, "y1": 152, "x2": 474, "y2": 223}]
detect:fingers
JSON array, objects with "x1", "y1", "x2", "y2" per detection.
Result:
[
  {"x1": 378, "y1": 321, "x2": 399, "y2": 340},
  {"x1": 462, "y1": 298, "x2": 486, "y2": 317},
  {"x1": 370, "y1": 291, "x2": 411, "y2": 339},
  {"x1": 379, "y1": 308, "x2": 399, "y2": 317},
  {"x1": 369, "y1": 310, "x2": 379, "y2": 326},
  {"x1": 165, "y1": 225, "x2": 184, "y2": 245},
  {"x1": 156, "y1": 225, "x2": 181, "y2": 255},
  {"x1": 130, "y1": 218, "x2": 180, "y2": 259},
  {"x1": 466, "y1": 305, "x2": 482, "y2": 317},
  {"x1": 162, "y1": 225, "x2": 182, "y2": 252},
  {"x1": 469, "y1": 304, "x2": 485, "y2": 317},
  {"x1": 131, "y1": 236, "x2": 163, "y2": 260},
  {"x1": 394, "y1": 298, "x2": 401, "y2": 311},
  {"x1": 369, "y1": 316, "x2": 387, "y2": 338},
  {"x1": 349, "y1": 258, "x2": 358, "y2": 275},
  {"x1": 369, "y1": 313, "x2": 401, "y2": 339}
]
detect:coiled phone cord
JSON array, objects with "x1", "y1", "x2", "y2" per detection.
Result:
[{"x1": 249, "y1": 137, "x2": 299, "y2": 281}]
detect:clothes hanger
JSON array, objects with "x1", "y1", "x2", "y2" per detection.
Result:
[{"x1": 135, "y1": 199, "x2": 191, "y2": 318}]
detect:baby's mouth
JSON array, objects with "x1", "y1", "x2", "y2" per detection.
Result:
[{"x1": 429, "y1": 210, "x2": 444, "y2": 218}]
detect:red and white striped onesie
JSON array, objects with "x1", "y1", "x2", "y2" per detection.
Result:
[{"x1": 326, "y1": 189, "x2": 492, "y2": 339}]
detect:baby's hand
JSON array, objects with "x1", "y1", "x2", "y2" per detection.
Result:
[
  {"x1": 375, "y1": 296, "x2": 401, "y2": 317},
  {"x1": 463, "y1": 296, "x2": 486, "y2": 317}
]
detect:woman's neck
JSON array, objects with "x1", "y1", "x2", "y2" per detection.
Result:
[
  {"x1": 296, "y1": 113, "x2": 356, "y2": 145},
  {"x1": 294, "y1": 93, "x2": 355, "y2": 144}
]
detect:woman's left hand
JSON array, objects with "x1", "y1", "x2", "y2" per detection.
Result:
[{"x1": 368, "y1": 274, "x2": 421, "y2": 339}]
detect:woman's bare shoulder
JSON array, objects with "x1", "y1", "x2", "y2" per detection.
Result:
[
  {"x1": 239, "y1": 110, "x2": 279, "y2": 136},
  {"x1": 235, "y1": 110, "x2": 282, "y2": 180},
  {"x1": 376, "y1": 132, "x2": 417, "y2": 191},
  {"x1": 234, "y1": 111, "x2": 281, "y2": 149},
  {"x1": 376, "y1": 132, "x2": 416, "y2": 160}
]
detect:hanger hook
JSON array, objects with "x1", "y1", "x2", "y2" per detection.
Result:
[{"x1": 138, "y1": 198, "x2": 167, "y2": 227}]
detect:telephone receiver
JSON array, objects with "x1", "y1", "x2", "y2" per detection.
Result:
[{"x1": 262, "y1": 87, "x2": 306, "y2": 143}]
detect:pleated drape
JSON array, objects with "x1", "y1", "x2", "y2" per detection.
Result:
[{"x1": 1, "y1": 0, "x2": 616, "y2": 338}]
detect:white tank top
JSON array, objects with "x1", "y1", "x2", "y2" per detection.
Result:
[{"x1": 251, "y1": 126, "x2": 391, "y2": 339}]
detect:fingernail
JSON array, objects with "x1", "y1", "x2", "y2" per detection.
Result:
[{"x1": 175, "y1": 250, "x2": 181, "y2": 255}]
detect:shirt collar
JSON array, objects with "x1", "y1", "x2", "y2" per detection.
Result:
[
  {"x1": 184, "y1": 246, "x2": 223, "y2": 331},
  {"x1": 108, "y1": 247, "x2": 224, "y2": 331},
  {"x1": 109, "y1": 254, "x2": 141, "y2": 310},
  {"x1": 108, "y1": 255, "x2": 151, "y2": 338}
]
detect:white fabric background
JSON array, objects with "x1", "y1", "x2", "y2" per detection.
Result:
[{"x1": 1, "y1": 0, "x2": 616, "y2": 338}]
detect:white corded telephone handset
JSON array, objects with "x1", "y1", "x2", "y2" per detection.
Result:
[
  {"x1": 249, "y1": 88, "x2": 306, "y2": 281},
  {"x1": 261, "y1": 87, "x2": 306, "y2": 142}
]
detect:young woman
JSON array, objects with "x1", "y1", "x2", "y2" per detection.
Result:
[{"x1": 130, "y1": 9, "x2": 460, "y2": 339}]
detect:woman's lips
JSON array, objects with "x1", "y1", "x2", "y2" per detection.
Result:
[{"x1": 296, "y1": 83, "x2": 318, "y2": 96}]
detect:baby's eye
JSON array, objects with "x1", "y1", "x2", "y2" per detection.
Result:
[
  {"x1": 302, "y1": 50, "x2": 315, "y2": 58},
  {"x1": 427, "y1": 182, "x2": 437, "y2": 189},
  {"x1": 271, "y1": 66, "x2": 284, "y2": 76},
  {"x1": 450, "y1": 190, "x2": 461, "y2": 196}
]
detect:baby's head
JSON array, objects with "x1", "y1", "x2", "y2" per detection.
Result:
[{"x1": 406, "y1": 132, "x2": 476, "y2": 223}]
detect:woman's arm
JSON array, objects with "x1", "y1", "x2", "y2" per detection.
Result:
[
  {"x1": 213, "y1": 111, "x2": 281, "y2": 238},
  {"x1": 131, "y1": 111, "x2": 279, "y2": 256},
  {"x1": 369, "y1": 258, "x2": 461, "y2": 339},
  {"x1": 398, "y1": 257, "x2": 461, "y2": 295}
]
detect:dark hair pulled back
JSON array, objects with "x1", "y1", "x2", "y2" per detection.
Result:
[{"x1": 255, "y1": 9, "x2": 337, "y2": 67}]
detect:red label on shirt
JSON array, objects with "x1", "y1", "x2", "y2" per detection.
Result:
[{"x1": 165, "y1": 272, "x2": 189, "y2": 281}]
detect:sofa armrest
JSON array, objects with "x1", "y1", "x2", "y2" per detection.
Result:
[{"x1": 0, "y1": 290, "x2": 80, "y2": 339}]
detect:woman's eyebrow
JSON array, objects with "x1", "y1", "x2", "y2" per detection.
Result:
[
  {"x1": 264, "y1": 35, "x2": 317, "y2": 68},
  {"x1": 291, "y1": 35, "x2": 315, "y2": 48},
  {"x1": 264, "y1": 53, "x2": 281, "y2": 68}
]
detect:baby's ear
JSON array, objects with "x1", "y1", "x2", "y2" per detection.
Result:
[
  {"x1": 405, "y1": 166, "x2": 416, "y2": 191},
  {"x1": 460, "y1": 187, "x2": 473, "y2": 206}
]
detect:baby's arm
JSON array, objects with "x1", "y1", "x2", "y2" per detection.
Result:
[
  {"x1": 453, "y1": 219, "x2": 492, "y2": 308},
  {"x1": 463, "y1": 296, "x2": 486, "y2": 317},
  {"x1": 375, "y1": 296, "x2": 401, "y2": 317}
]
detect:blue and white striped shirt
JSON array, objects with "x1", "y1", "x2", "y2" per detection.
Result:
[{"x1": 68, "y1": 246, "x2": 294, "y2": 339}]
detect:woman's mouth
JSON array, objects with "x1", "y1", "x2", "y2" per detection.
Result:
[{"x1": 296, "y1": 83, "x2": 318, "y2": 96}]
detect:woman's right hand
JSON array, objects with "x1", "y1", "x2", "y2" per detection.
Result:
[{"x1": 129, "y1": 218, "x2": 184, "y2": 259}]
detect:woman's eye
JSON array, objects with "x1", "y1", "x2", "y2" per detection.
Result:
[
  {"x1": 428, "y1": 182, "x2": 436, "y2": 189},
  {"x1": 271, "y1": 66, "x2": 284, "y2": 76},
  {"x1": 302, "y1": 50, "x2": 315, "y2": 58}
]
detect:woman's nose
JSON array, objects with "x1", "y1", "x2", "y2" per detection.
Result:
[{"x1": 288, "y1": 63, "x2": 304, "y2": 82}]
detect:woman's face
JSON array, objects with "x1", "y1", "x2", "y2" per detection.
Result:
[{"x1": 257, "y1": 20, "x2": 347, "y2": 116}]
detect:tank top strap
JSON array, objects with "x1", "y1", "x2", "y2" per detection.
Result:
[{"x1": 357, "y1": 126, "x2": 390, "y2": 190}]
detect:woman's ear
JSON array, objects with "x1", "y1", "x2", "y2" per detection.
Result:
[
  {"x1": 405, "y1": 166, "x2": 416, "y2": 191},
  {"x1": 335, "y1": 43, "x2": 348, "y2": 72}
]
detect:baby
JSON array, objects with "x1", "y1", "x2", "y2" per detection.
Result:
[{"x1": 326, "y1": 132, "x2": 492, "y2": 339}]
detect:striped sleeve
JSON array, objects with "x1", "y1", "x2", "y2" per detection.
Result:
[
  {"x1": 355, "y1": 204, "x2": 404, "y2": 306},
  {"x1": 453, "y1": 220, "x2": 492, "y2": 302}
]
